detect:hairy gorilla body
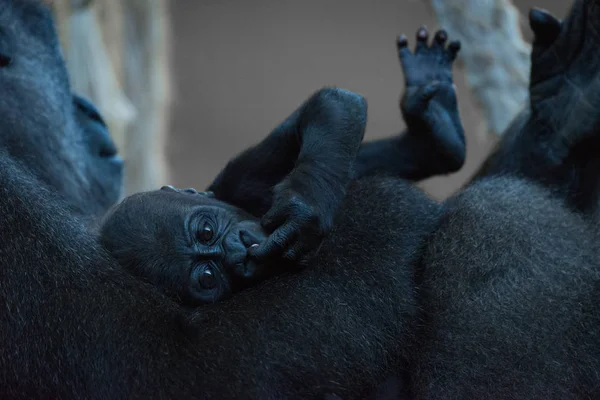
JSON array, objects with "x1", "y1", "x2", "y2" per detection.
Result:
[{"x1": 1, "y1": 1, "x2": 600, "y2": 400}]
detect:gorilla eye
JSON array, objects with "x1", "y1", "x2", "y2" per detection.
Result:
[
  {"x1": 198, "y1": 223, "x2": 215, "y2": 243},
  {"x1": 198, "y1": 265, "x2": 217, "y2": 289}
]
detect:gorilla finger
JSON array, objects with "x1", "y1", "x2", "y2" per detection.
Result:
[
  {"x1": 447, "y1": 40, "x2": 461, "y2": 61},
  {"x1": 420, "y1": 81, "x2": 440, "y2": 100},
  {"x1": 261, "y1": 204, "x2": 291, "y2": 233},
  {"x1": 160, "y1": 185, "x2": 178, "y2": 193},
  {"x1": 529, "y1": 8, "x2": 562, "y2": 46},
  {"x1": 415, "y1": 26, "x2": 429, "y2": 52},
  {"x1": 249, "y1": 223, "x2": 298, "y2": 262},
  {"x1": 433, "y1": 29, "x2": 448, "y2": 48},
  {"x1": 396, "y1": 34, "x2": 411, "y2": 58},
  {"x1": 282, "y1": 240, "x2": 309, "y2": 264},
  {"x1": 198, "y1": 191, "x2": 215, "y2": 198}
]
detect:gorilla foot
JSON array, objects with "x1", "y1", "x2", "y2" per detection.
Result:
[{"x1": 397, "y1": 26, "x2": 465, "y2": 173}]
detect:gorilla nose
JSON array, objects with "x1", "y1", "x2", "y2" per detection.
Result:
[{"x1": 73, "y1": 94, "x2": 107, "y2": 128}]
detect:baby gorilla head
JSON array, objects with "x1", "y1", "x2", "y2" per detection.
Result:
[{"x1": 100, "y1": 186, "x2": 269, "y2": 306}]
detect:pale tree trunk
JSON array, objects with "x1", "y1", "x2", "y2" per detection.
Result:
[
  {"x1": 52, "y1": 0, "x2": 171, "y2": 196},
  {"x1": 429, "y1": 0, "x2": 531, "y2": 137},
  {"x1": 120, "y1": 0, "x2": 171, "y2": 195}
]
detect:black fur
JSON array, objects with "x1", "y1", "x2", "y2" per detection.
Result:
[
  {"x1": 1, "y1": 1, "x2": 600, "y2": 399},
  {"x1": 405, "y1": 2, "x2": 600, "y2": 398},
  {"x1": 0, "y1": 3, "x2": 440, "y2": 397}
]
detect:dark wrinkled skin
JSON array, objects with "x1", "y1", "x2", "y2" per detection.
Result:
[
  {"x1": 101, "y1": 29, "x2": 465, "y2": 306},
  {"x1": 1, "y1": 1, "x2": 600, "y2": 399}
]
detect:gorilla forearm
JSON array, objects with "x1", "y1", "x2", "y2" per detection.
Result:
[
  {"x1": 355, "y1": 132, "x2": 461, "y2": 181},
  {"x1": 208, "y1": 88, "x2": 367, "y2": 218}
]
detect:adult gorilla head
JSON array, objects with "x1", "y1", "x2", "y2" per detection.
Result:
[{"x1": 0, "y1": 0, "x2": 122, "y2": 216}]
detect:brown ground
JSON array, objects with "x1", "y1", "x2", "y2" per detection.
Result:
[{"x1": 167, "y1": 0, "x2": 571, "y2": 199}]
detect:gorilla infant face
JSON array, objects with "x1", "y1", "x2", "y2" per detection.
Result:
[{"x1": 100, "y1": 187, "x2": 269, "y2": 305}]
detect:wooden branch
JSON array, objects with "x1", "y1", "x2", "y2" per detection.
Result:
[
  {"x1": 429, "y1": 0, "x2": 531, "y2": 137},
  {"x1": 65, "y1": 4, "x2": 136, "y2": 165},
  {"x1": 121, "y1": 0, "x2": 172, "y2": 194},
  {"x1": 52, "y1": 0, "x2": 172, "y2": 196}
]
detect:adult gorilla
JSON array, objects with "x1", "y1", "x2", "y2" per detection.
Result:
[{"x1": 1, "y1": 2, "x2": 600, "y2": 400}]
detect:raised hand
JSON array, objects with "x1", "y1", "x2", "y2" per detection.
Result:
[
  {"x1": 398, "y1": 26, "x2": 465, "y2": 171},
  {"x1": 354, "y1": 27, "x2": 465, "y2": 181}
]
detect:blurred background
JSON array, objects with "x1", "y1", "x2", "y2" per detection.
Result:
[{"x1": 53, "y1": 0, "x2": 571, "y2": 200}]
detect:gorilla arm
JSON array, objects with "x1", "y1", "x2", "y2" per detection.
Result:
[
  {"x1": 355, "y1": 28, "x2": 465, "y2": 181},
  {"x1": 209, "y1": 88, "x2": 368, "y2": 265},
  {"x1": 210, "y1": 29, "x2": 466, "y2": 229},
  {"x1": 209, "y1": 29, "x2": 466, "y2": 265}
]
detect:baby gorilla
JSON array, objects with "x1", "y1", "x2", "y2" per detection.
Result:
[
  {"x1": 100, "y1": 186, "x2": 270, "y2": 305},
  {"x1": 101, "y1": 26, "x2": 464, "y2": 307}
]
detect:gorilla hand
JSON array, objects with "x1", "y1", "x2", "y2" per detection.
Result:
[
  {"x1": 250, "y1": 165, "x2": 340, "y2": 267},
  {"x1": 249, "y1": 88, "x2": 368, "y2": 266}
]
